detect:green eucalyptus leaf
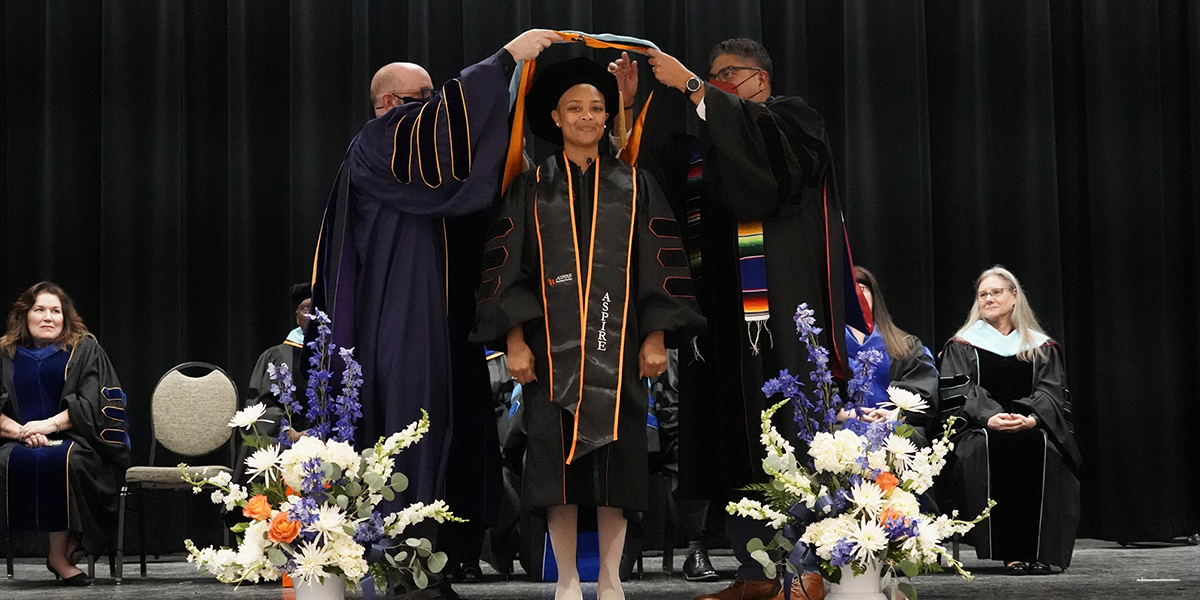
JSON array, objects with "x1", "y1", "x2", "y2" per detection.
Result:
[
  {"x1": 358, "y1": 504, "x2": 373, "y2": 519},
  {"x1": 750, "y1": 549, "x2": 775, "y2": 579},
  {"x1": 900, "y1": 559, "x2": 919, "y2": 579},
  {"x1": 405, "y1": 538, "x2": 423, "y2": 548},
  {"x1": 343, "y1": 525, "x2": 356, "y2": 536},
  {"x1": 428, "y1": 552, "x2": 448, "y2": 574},
  {"x1": 746, "y1": 537, "x2": 765, "y2": 553},
  {"x1": 336, "y1": 495, "x2": 350, "y2": 510},
  {"x1": 230, "y1": 522, "x2": 250, "y2": 533},
  {"x1": 396, "y1": 550, "x2": 409, "y2": 562},
  {"x1": 897, "y1": 581, "x2": 918, "y2": 600},
  {"x1": 413, "y1": 568, "x2": 428, "y2": 589},
  {"x1": 380, "y1": 486, "x2": 395, "y2": 502},
  {"x1": 346, "y1": 482, "x2": 363, "y2": 497},
  {"x1": 391, "y1": 473, "x2": 409, "y2": 492},
  {"x1": 267, "y1": 547, "x2": 287, "y2": 566}
]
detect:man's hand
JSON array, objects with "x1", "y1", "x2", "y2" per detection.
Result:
[
  {"x1": 608, "y1": 51, "x2": 639, "y2": 105},
  {"x1": 504, "y1": 29, "x2": 561, "y2": 63},
  {"x1": 648, "y1": 49, "x2": 698, "y2": 91},
  {"x1": 639, "y1": 331, "x2": 667, "y2": 379}
]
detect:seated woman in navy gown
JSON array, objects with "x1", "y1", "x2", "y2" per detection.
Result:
[
  {"x1": 472, "y1": 57, "x2": 704, "y2": 600},
  {"x1": 0, "y1": 282, "x2": 130, "y2": 585},
  {"x1": 840, "y1": 266, "x2": 938, "y2": 443},
  {"x1": 937, "y1": 266, "x2": 1080, "y2": 575}
]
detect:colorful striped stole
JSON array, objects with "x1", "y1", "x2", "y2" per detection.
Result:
[{"x1": 738, "y1": 221, "x2": 771, "y2": 354}]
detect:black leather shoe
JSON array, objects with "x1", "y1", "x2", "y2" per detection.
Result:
[
  {"x1": 683, "y1": 548, "x2": 720, "y2": 581},
  {"x1": 1027, "y1": 561, "x2": 1054, "y2": 575},
  {"x1": 47, "y1": 562, "x2": 90, "y2": 587},
  {"x1": 1004, "y1": 561, "x2": 1029, "y2": 575}
]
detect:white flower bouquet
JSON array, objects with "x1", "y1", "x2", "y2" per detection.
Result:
[
  {"x1": 730, "y1": 305, "x2": 992, "y2": 598},
  {"x1": 179, "y1": 309, "x2": 461, "y2": 593}
]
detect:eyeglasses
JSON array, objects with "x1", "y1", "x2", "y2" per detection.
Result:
[
  {"x1": 708, "y1": 65, "x2": 762, "y2": 83},
  {"x1": 374, "y1": 88, "x2": 435, "y2": 110},
  {"x1": 977, "y1": 288, "x2": 1013, "y2": 301}
]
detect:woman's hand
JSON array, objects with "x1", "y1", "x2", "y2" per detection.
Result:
[
  {"x1": 608, "y1": 51, "x2": 639, "y2": 105},
  {"x1": 18, "y1": 418, "x2": 57, "y2": 439},
  {"x1": 987, "y1": 413, "x2": 1037, "y2": 432},
  {"x1": 23, "y1": 433, "x2": 49, "y2": 448},
  {"x1": 506, "y1": 326, "x2": 537, "y2": 385},
  {"x1": 639, "y1": 331, "x2": 667, "y2": 379}
]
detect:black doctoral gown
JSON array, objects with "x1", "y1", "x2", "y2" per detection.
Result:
[
  {"x1": 938, "y1": 339, "x2": 1081, "y2": 568},
  {"x1": 638, "y1": 84, "x2": 863, "y2": 501},
  {"x1": 0, "y1": 335, "x2": 130, "y2": 558},
  {"x1": 472, "y1": 153, "x2": 705, "y2": 511}
]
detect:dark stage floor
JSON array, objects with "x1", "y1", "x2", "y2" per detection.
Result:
[{"x1": 2, "y1": 538, "x2": 1196, "y2": 599}]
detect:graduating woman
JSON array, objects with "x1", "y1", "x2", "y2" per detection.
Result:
[
  {"x1": 938, "y1": 266, "x2": 1080, "y2": 574},
  {"x1": 841, "y1": 266, "x2": 938, "y2": 443},
  {"x1": 0, "y1": 282, "x2": 130, "y2": 585},
  {"x1": 472, "y1": 57, "x2": 705, "y2": 600}
]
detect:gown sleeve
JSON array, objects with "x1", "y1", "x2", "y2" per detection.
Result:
[
  {"x1": 349, "y1": 52, "x2": 513, "y2": 218},
  {"x1": 702, "y1": 88, "x2": 830, "y2": 221},
  {"x1": 889, "y1": 337, "x2": 939, "y2": 444},
  {"x1": 471, "y1": 171, "x2": 544, "y2": 345},
  {"x1": 634, "y1": 168, "x2": 706, "y2": 348},
  {"x1": 936, "y1": 339, "x2": 1002, "y2": 435},
  {"x1": 63, "y1": 337, "x2": 131, "y2": 469}
]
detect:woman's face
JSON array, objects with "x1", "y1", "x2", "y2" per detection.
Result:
[
  {"x1": 976, "y1": 275, "x2": 1016, "y2": 325},
  {"x1": 552, "y1": 84, "x2": 607, "y2": 150},
  {"x1": 27, "y1": 292, "x2": 64, "y2": 346}
]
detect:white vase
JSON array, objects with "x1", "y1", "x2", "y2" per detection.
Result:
[
  {"x1": 293, "y1": 574, "x2": 346, "y2": 600},
  {"x1": 827, "y1": 562, "x2": 885, "y2": 600}
]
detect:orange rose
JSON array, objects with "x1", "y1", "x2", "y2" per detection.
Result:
[
  {"x1": 875, "y1": 471, "x2": 899, "y2": 494},
  {"x1": 242, "y1": 494, "x2": 272, "y2": 521},
  {"x1": 267, "y1": 510, "x2": 302, "y2": 544},
  {"x1": 880, "y1": 507, "x2": 903, "y2": 525}
]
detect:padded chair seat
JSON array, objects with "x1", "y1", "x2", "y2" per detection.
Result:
[{"x1": 125, "y1": 465, "x2": 231, "y2": 488}]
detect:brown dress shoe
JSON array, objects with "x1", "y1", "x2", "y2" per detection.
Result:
[
  {"x1": 694, "y1": 578, "x2": 782, "y2": 600},
  {"x1": 789, "y1": 573, "x2": 826, "y2": 600}
]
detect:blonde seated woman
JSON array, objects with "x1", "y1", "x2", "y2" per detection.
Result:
[
  {"x1": 937, "y1": 266, "x2": 1080, "y2": 575},
  {"x1": 0, "y1": 282, "x2": 130, "y2": 586}
]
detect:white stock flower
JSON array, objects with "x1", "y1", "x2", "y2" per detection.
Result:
[
  {"x1": 228, "y1": 403, "x2": 271, "y2": 429},
  {"x1": 245, "y1": 445, "x2": 283, "y2": 482},
  {"x1": 725, "y1": 499, "x2": 789, "y2": 530},
  {"x1": 209, "y1": 470, "x2": 233, "y2": 487},
  {"x1": 223, "y1": 484, "x2": 248, "y2": 511},
  {"x1": 882, "y1": 386, "x2": 928, "y2": 414}
]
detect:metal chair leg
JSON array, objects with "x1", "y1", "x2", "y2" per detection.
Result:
[
  {"x1": 116, "y1": 486, "x2": 127, "y2": 583},
  {"x1": 5, "y1": 532, "x2": 12, "y2": 579},
  {"x1": 138, "y1": 493, "x2": 147, "y2": 578},
  {"x1": 88, "y1": 553, "x2": 95, "y2": 579}
]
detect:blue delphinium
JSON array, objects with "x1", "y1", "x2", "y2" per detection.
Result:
[
  {"x1": 305, "y1": 310, "x2": 336, "y2": 440},
  {"x1": 353, "y1": 512, "x2": 386, "y2": 545},
  {"x1": 332, "y1": 347, "x2": 363, "y2": 444},
  {"x1": 829, "y1": 538, "x2": 856, "y2": 568},
  {"x1": 762, "y1": 304, "x2": 855, "y2": 443},
  {"x1": 884, "y1": 513, "x2": 920, "y2": 541},
  {"x1": 845, "y1": 348, "x2": 884, "y2": 416}
]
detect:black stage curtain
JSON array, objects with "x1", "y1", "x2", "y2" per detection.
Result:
[{"x1": 3, "y1": 0, "x2": 1196, "y2": 552}]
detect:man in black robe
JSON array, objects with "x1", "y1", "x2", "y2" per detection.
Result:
[
  {"x1": 245, "y1": 282, "x2": 311, "y2": 442},
  {"x1": 643, "y1": 39, "x2": 863, "y2": 600}
]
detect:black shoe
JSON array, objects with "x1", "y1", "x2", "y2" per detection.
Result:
[
  {"x1": 683, "y1": 548, "x2": 720, "y2": 582},
  {"x1": 459, "y1": 564, "x2": 482, "y2": 583},
  {"x1": 47, "y1": 562, "x2": 90, "y2": 587},
  {"x1": 1027, "y1": 561, "x2": 1054, "y2": 575},
  {"x1": 1004, "y1": 561, "x2": 1029, "y2": 575}
]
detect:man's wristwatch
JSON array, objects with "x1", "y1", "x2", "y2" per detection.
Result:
[{"x1": 685, "y1": 76, "x2": 703, "y2": 93}]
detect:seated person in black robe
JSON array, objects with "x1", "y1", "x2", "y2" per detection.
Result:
[
  {"x1": 472, "y1": 57, "x2": 705, "y2": 600},
  {"x1": 840, "y1": 266, "x2": 938, "y2": 445},
  {"x1": 245, "y1": 282, "x2": 311, "y2": 442},
  {"x1": 937, "y1": 266, "x2": 1081, "y2": 575},
  {"x1": 0, "y1": 282, "x2": 130, "y2": 586}
]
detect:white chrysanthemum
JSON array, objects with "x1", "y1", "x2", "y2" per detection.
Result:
[
  {"x1": 291, "y1": 540, "x2": 332, "y2": 583},
  {"x1": 885, "y1": 434, "x2": 918, "y2": 469},
  {"x1": 882, "y1": 386, "x2": 928, "y2": 414},
  {"x1": 236, "y1": 520, "x2": 271, "y2": 567},
  {"x1": 849, "y1": 479, "x2": 886, "y2": 519},
  {"x1": 311, "y1": 504, "x2": 347, "y2": 539},
  {"x1": 850, "y1": 520, "x2": 889, "y2": 560},
  {"x1": 245, "y1": 445, "x2": 283, "y2": 482},
  {"x1": 228, "y1": 403, "x2": 273, "y2": 429}
]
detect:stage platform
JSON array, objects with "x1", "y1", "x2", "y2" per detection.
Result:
[{"x1": 1, "y1": 538, "x2": 1195, "y2": 599}]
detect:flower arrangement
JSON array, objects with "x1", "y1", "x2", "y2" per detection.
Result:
[
  {"x1": 179, "y1": 308, "x2": 461, "y2": 594},
  {"x1": 728, "y1": 304, "x2": 992, "y2": 599}
]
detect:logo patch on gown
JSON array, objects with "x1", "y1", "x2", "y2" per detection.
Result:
[{"x1": 547, "y1": 273, "x2": 575, "y2": 286}]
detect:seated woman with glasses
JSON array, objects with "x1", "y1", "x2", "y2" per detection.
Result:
[
  {"x1": 937, "y1": 266, "x2": 1080, "y2": 576},
  {"x1": 0, "y1": 282, "x2": 130, "y2": 586}
]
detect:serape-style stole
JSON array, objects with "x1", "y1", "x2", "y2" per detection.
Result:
[
  {"x1": 502, "y1": 31, "x2": 660, "y2": 192},
  {"x1": 737, "y1": 221, "x2": 771, "y2": 354}
]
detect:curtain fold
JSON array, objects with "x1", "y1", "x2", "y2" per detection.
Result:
[{"x1": 3, "y1": 0, "x2": 1195, "y2": 551}]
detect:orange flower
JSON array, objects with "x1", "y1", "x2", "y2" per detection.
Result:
[
  {"x1": 267, "y1": 510, "x2": 302, "y2": 544},
  {"x1": 880, "y1": 507, "x2": 903, "y2": 525},
  {"x1": 242, "y1": 494, "x2": 272, "y2": 521},
  {"x1": 875, "y1": 471, "x2": 899, "y2": 494}
]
